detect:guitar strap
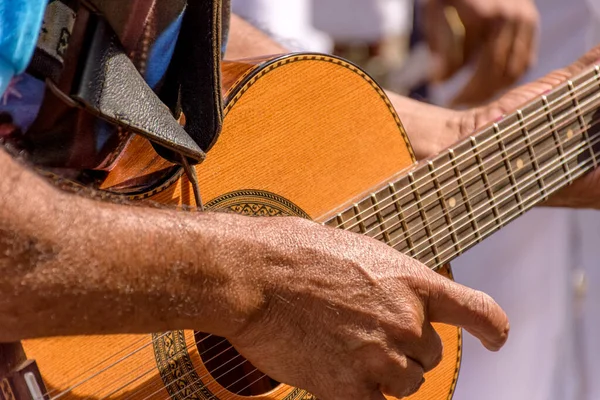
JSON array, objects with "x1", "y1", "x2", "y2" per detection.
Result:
[{"x1": 24, "y1": 0, "x2": 224, "y2": 169}]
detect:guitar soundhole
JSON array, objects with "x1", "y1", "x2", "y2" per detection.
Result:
[{"x1": 195, "y1": 332, "x2": 281, "y2": 396}]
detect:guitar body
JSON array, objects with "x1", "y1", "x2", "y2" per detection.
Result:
[{"x1": 20, "y1": 54, "x2": 461, "y2": 400}]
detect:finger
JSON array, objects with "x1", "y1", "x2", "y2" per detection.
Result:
[
  {"x1": 505, "y1": 15, "x2": 538, "y2": 87},
  {"x1": 424, "y1": 0, "x2": 466, "y2": 82},
  {"x1": 377, "y1": 355, "x2": 426, "y2": 399},
  {"x1": 426, "y1": 275, "x2": 509, "y2": 351},
  {"x1": 424, "y1": 0, "x2": 451, "y2": 81},
  {"x1": 451, "y1": 20, "x2": 516, "y2": 106},
  {"x1": 401, "y1": 322, "x2": 444, "y2": 372}
]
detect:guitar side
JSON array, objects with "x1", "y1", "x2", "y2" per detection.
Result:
[{"x1": 20, "y1": 54, "x2": 461, "y2": 400}]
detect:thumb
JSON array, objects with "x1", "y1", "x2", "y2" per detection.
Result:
[{"x1": 426, "y1": 275, "x2": 509, "y2": 351}]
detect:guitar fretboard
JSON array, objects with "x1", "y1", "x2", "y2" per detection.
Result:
[{"x1": 326, "y1": 64, "x2": 600, "y2": 269}]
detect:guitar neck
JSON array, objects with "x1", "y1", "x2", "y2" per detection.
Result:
[{"x1": 326, "y1": 65, "x2": 600, "y2": 269}]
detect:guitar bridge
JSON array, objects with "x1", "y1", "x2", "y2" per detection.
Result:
[{"x1": 1, "y1": 360, "x2": 48, "y2": 400}]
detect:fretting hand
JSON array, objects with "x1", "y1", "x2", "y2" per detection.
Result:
[{"x1": 458, "y1": 46, "x2": 600, "y2": 208}]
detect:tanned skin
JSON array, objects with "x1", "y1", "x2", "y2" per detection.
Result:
[{"x1": 1, "y1": 12, "x2": 598, "y2": 400}]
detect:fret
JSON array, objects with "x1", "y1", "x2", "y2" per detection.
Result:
[
  {"x1": 494, "y1": 122, "x2": 524, "y2": 214},
  {"x1": 390, "y1": 183, "x2": 415, "y2": 256},
  {"x1": 470, "y1": 136, "x2": 502, "y2": 227},
  {"x1": 353, "y1": 203, "x2": 366, "y2": 234},
  {"x1": 335, "y1": 214, "x2": 346, "y2": 229},
  {"x1": 370, "y1": 194, "x2": 390, "y2": 244},
  {"x1": 582, "y1": 68, "x2": 600, "y2": 169},
  {"x1": 542, "y1": 94, "x2": 572, "y2": 184},
  {"x1": 428, "y1": 160, "x2": 459, "y2": 255},
  {"x1": 522, "y1": 106, "x2": 549, "y2": 201},
  {"x1": 448, "y1": 148, "x2": 478, "y2": 243},
  {"x1": 408, "y1": 172, "x2": 439, "y2": 264},
  {"x1": 569, "y1": 80, "x2": 588, "y2": 180}
]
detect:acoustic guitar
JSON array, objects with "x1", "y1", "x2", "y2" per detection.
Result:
[{"x1": 2, "y1": 53, "x2": 600, "y2": 400}]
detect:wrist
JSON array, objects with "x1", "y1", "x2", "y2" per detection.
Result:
[{"x1": 77, "y1": 208, "x2": 266, "y2": 338}]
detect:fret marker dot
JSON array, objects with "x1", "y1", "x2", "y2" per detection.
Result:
[
  {"x1": 448, "y1": 197, "x2": 457, "y2": 208},
  {"x1": 567, "y1": 129, "x2": 574, "y2": 140},
  {"x1": 516, "y1": 159, "x2": 524, "y2": 170}
]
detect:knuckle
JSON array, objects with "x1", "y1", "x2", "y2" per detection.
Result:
[
  {"x1": 382, "y1": 356, "x2": 424, "y2": 399},
  {"x1": 404, "y1": 363, "x2": 426, "y2": 397},
  {"x1": 397, "y1": 311, "x2": 424, "y2": 341}
]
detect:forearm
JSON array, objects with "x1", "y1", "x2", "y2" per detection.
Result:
[
  {"x1": 0, "y1": 150, "x2": 261, "y2": 341},
  {"x1": 225, "y1": 13, "x2": 287, "y2": 59}
]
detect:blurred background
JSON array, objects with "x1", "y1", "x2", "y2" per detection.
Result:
[{"x1": 230, "y1": 1, "x2": 600, "y2": 399}]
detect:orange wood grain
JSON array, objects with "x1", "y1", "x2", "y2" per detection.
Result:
[{"x1": 22, "y1": 54, "x2": 460, "y2": 400}]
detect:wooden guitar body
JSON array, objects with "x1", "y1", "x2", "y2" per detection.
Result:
[{"x1": 19, "y1": 54, "x2": 460, "y2": 400}]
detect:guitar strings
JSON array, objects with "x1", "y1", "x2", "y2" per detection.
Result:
[
  {"x1": 401, "y1": 133, "x2": 600, "y2": 263},
  {"x1": 370, "y1": 102, "x2": 600, "y2": 254},
  {"x1": 47, "y1": 334, "x2": 171, "y2": 398},
  {"x1": 80, "y1": 336, "x2": 234, "y2": 400},
  {"x1": 341, "y1": 102, "x2": 600, "y2": 266},
  {"x1": 132, "y1": 353, "x2": 248, "y2": 400},
  {"x1": 335, "y1": 70, "x2": 600, "y2": 232},
  {"x1": 50, "y1": 336, "x2": 228, "y2": 400},
  {"x1": 95, "y1": 342, "x2": 247, "y2": 400},
  {"x1": 335, "y1": 70, "x2": 600, "y2": 231},
  {"x1": 384, "y1": 125, "x2": 598, "y2": 259},
  {"x1": 338, "y1": 81, "x2": 600, "y2": 236},
  {"x1": 423, "y1": 147, "x2": 599, "y2": 270},
  {"x1": 46, "y1": 68, "x2": 600, "y2": 397},
  {"x1": 342, "y1": 87, "x2": 600, "y2": 246}
]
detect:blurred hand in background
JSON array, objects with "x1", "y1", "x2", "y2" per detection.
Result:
[{"x1": 423, "y1": 0, "x2": 540, "y2": 106}]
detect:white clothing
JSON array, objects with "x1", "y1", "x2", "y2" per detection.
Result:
[
  {"x1": 232, "y1": 0, "x2": 412, "y2": 51},
  {"x1": 231, "y1": 0, "x2": 331, "y2": 52}
]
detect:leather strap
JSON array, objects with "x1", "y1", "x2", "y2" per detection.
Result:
[
  {"x1": 26, "y1": 0, "x2": 224, "y2": 168},
  {"x1": 158, "y1": 0, "x2": 224, "y2": 159}
]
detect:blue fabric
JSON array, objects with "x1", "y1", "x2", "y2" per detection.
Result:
[
  {"x1": 0, "y1": 0, "x2": 46, "y2": 96},
  {"x1": 146, "y1": 11, "x2": 184, "y2": 88}
]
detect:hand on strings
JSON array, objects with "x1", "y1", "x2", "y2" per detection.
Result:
[{"x1": 224, "y1": 216, "x2": 509, "y2": 400}]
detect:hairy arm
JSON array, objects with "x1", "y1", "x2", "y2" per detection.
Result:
[
  {"x1": 0, "y1": 149, "x2": 263, "y2": 341},
  {"x1": 227, "y1": 13, "x2": 463, "y2": 160}
]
